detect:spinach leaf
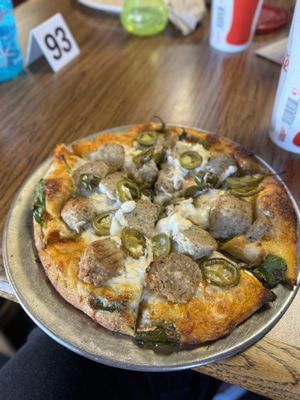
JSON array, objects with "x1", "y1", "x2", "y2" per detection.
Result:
[
  {"x1": 32, "y1": 179, "x2": 45, "y2": 225},
  {"x1": 252, "y1": 254, "x2": 287, "y2": 288},
  {"x1": 178, "y1": 132, "x2": 188, "y2": 141},
  {"x1": 135, "y1": 323, "x2": 179, "y2": 345},
  {"x1": 198, "y1": 138, "x2": 209, "y2": 150},
  {"x1": 89, "y1": 296, "x2": 122, "y2": 313}
]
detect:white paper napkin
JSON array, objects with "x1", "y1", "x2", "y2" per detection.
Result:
[{"x1": 166, "y1": 0, "x2": 206, "y2": 35}]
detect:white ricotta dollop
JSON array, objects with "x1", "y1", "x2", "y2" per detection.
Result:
[
  {"x1": 167, "y1": 160, "x2": 185, "y2": 190},
  {"x1": 156, "y1": 212, "x2": 192, "y2": 236},
  {"x1": 109, "y1": 217, "x2": 122, "y2": 236},
  {"x1": 110, "y1": 201, "x2": 136, "y2": 236},
  {"x1": 167, "y1": 189, "x2": 223, "y2": 230},
  {"x1": 219, "y1": 164, "x2": 238, "y2": 183},
  {"x1": 172, "y1": 198, "x2": 210, "y2": 228}
]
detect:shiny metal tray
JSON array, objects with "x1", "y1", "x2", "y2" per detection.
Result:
[{"x1": 3, "y1": 126, "x2": 300, "y2": 371}]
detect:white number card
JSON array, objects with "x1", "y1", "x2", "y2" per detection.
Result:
[{"x1": 26, "y1": 13, "x2": 80, "y2": 72}]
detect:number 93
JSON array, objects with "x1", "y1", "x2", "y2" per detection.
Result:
[{"x1": 44, "y1": 27, "x2": 72, "y2": 60}]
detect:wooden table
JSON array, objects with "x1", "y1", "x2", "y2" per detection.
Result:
[{"x1": 1, "y1": 0, "x2": 299, "y2": 398}]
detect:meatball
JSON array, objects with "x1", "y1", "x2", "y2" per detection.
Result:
[
  {"x1": 61, "y1": 197, "x2": 95, "y2": 233},
  {"x1": 155, "y1": 130, "x2": 178, "y2": 149},
  {"x1": 245, "y1": 215, "x2": 270, "y2": 242},
  {"x1": 99, "y1": 172, "x2": 125, "y2": 201},
  {"x1": 209, "y1": 194, "x2": 253, "y2": 240},
  {"x1": 140, "y1": 160, "x2": 159, "y2": 184},
  {"x1": 173, "y1": 225, "x2": 217, "y2": 260},
  {"x1": 122, "y1": 199, "x2": 159, "y2": 238},
  {"x1": 155, "y1": 167, "x2": 183, "y2": 194},
  {"x1": 146, "y1": 253, "x2": 201, "y2": 303},
  {"x1": 72, "y1": 161, "x2": 109, "y2": 189},
  {"x1": 205, "y1": 155, "x2": 237, "y2": 182},
  {"x1": 94, "y1": 144, "x2": 125, "y2": 172},
  {"x1": 79, "y1": 239, "x2": 124, "y2": 287},
  {"x1": 128, "y1": 160, "x2": 159, "y2": 185}
]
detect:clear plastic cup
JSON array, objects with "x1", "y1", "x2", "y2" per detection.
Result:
[
  {"x1": 121, "y1": 0, "x2": 168, "y2": 37},
  {"x1": 210, "y1": 0, "x2": 264, "y2": 53}
]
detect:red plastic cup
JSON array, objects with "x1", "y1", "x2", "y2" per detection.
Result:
[{"x1": 210, "y1": 0, "x2": 264, "y2": 53}]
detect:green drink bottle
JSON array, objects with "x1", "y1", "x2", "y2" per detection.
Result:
[{"x1": 121, "y1": 0, "x2": 168, "y2": 37}]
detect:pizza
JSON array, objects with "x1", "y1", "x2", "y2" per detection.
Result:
[{"x1": 32, "y1": 122, "x2": 297, "y2": 348}]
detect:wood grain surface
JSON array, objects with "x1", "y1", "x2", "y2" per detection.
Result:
[
  {"x1": 197, "y1": 339, "x2": 300, "y2": 400},
  {"x1": 0, "y1": 0, "x2": 299, "y2": 398}
]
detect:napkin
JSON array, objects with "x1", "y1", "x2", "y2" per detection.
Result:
[
  {"x1": 255, "y1": 38, "x2": 288, "y2": 65},
  {"x1": 166, "y1": 0, "x2": 206, "y2": 35}
]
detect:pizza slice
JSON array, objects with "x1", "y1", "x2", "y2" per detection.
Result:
[
  {"x1": 136, "y1": 251, "x2": 275, "y2": 346},
  {"x1": 220, "y1": 176, "x2": 297, "y2": 287},
  {"x1": 34, "y1": 135, "x2": 157, "y2": 336}
]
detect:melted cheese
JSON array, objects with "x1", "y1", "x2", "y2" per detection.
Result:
[
  {"x1": 162, "y1": 141, "x2": 210, "y2": 190},
  {"x1": 99, "y1": 239, "x2": 153, "y2": 311},
  {"x1": 156, "y1": 212, "x2": 192, "y2": 236},
  {"x1": 123, "y1": 145, "x2": 141, "y2": 170},
  {"x1": 88, "y1": 192, "x2": 118, "y2": 213},
  {"x1": 162, "y1": 190, "x2": 222, "y2": 230},
  {"x1": 81, "y1": 228, "x2": 99, "y2": 244},
  {"x1": 167, "y1": 142, "x2": 210, "y2": 169},
  {"x1": 171, "y1": 198, "x2": 209, "y2": 228},
  {"x1": 85, "y1": 150, "x2": 101, "y2": 160}
]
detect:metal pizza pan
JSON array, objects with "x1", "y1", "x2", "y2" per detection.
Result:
[{"x1": 3, "y1": 125, "x2": 299, "y2": 371}]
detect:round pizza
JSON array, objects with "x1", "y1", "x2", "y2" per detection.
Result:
[{"x1": 32, "y1": 122, "x2": 297, "y2": 348}]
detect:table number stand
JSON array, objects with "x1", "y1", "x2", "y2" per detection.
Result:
[{"x1": 26, "y1": 13, "x2": 80, "y2": 72}]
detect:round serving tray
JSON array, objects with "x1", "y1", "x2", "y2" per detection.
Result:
[{"x1": 3, "y1": 125, "x2": 300, "y2": 371}]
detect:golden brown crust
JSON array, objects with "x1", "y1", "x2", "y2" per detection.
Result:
[
  {"x1": 44, "y1": 145, "x2": 78, "y2": 219},
  {"x1": 202, "y1": 133, "x2": 264, "y2": 174},
  {"x1": 178, "y1": 128, "x2": 263, "y2": 174},
  {"x1": 72, "y1": 129, "x2": 137, "y2": 157}
]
